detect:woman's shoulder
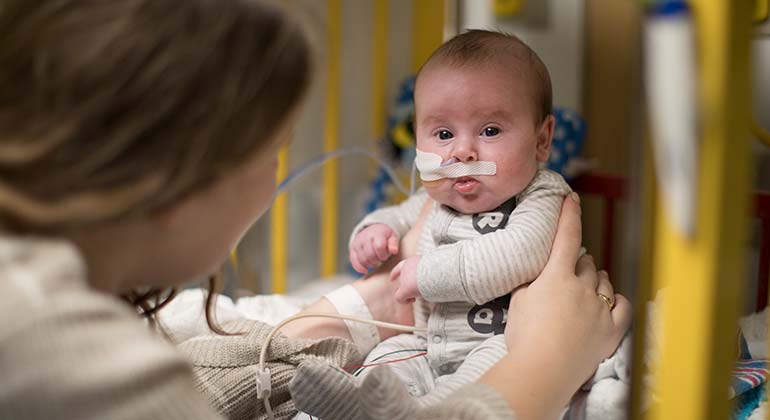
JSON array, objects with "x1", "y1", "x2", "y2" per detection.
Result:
[
  {"x1": 0, "y1": 236, "x2": 219, "y2": 419},
  {"x1": 0, "y1": 236, "x2": 137, "y2": 329},
  {"x1": 0, "y1": 234, "x2": 176, "y2": 355}
]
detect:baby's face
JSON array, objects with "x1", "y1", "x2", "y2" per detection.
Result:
[{"x1": 414, "y1": 63, "x2": 552, "y2": 214}]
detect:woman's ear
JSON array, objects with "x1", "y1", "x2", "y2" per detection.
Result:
[{"x1": 535, "y1": 115, "x2": 555, "y2": 163}]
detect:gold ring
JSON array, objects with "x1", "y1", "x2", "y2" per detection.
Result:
[{"x1": 597, "y1": 293, "x2": 615, "y2": 310}]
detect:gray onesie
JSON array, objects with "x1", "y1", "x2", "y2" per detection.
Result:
[{"x1": 350, "y1": 169, "x2": 572, "y2": 403}]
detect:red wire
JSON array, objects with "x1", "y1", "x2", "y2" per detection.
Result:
[{"x1": 342, "y1": 352, "x2": 428, "y2": 372}]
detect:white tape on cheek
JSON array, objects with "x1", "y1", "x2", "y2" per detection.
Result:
[{"x1": 414, "y1": 149, "x2": 496, "y2": 181}]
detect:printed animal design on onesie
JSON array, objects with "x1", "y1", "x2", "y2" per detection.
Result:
[
  {"x1": 467, "y1": 294, "x2": 511, "y2": 335},
  {"x1": 471, "y1": 196, "x2": 517, "y2": 234},
  {"x1": 467, "y1": 195, "x2": 517, "y2": 335}
]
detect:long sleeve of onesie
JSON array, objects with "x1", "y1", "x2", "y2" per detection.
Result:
[
  {"x1": 417, "y1": 170, "x2": 572, "y2": 304},
  {"x1": 348, "y1": 189, "x2": 430, "y2": 247}
]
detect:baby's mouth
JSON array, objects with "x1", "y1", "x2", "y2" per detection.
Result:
[{"x1": 453, "y1": 176, "x2": 479, "y2": 193}]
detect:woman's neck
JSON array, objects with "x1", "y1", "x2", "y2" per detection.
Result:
[{"x1": 67, "y1": 221, "x2": 150, "y2": 294}]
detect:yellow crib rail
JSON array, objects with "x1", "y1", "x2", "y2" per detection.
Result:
[
  {"x1": 643, "y1": 0, "x2": 754, "y2": 419},
  {"x1": 270, "y1": 1, "x2": 445, "y2": 287},
  {"x1": 372, "y1": 0, "x2": 389, "y2": 142},
  {"x1": 411, "y1": 0, "x2": 445, "y2": 73},
  {"x1": 320, "y1": 0, "x2": 342, "y2": 278},
  {"x1": 270, "y1": 146, "x2": 289, "y2": 293}
]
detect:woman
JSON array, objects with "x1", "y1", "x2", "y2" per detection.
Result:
[{"x1": 0, "y1": 1, "x2": 630, "y2": 419}]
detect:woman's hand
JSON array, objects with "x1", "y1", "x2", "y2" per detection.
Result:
[
  {"x1": 506, "y1": 193, "x2": 630, "y2": 368},
  {"x1": 482, "y1": 194, "x2": 632, "y2": 420}
]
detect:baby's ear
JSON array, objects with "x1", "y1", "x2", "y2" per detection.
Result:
[{"x1": 535, "y1": 115, "x2": 555, "y2": 163}]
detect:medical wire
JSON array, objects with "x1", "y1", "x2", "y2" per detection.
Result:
[
  {"x1": 274, "y1": 146, "x2": 413, "y2": 198},
  {"x1": 259, "y1": 312, "x2": 427, "y2": 420},
  {"x1": 230, "y1": 146, "x2": 413, "y2": 287},
  {"x1": 348, "y1": 348, "x2": 428, "y2": 377},
  {"x1": 353, "y1": 351, "x2": 427, "y2": 368},
  {"x1": 258, "y1": 148, "x2": 423, "y2": 419}
]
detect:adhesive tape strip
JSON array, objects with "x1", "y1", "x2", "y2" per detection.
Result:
[{"x1": 414, "y1": 149, "x2": 496, "y2": 181}]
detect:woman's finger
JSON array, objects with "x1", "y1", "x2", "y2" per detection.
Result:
[
  {"x1": 543, "y1": 194, "x2": 583, "y2": 275},
  {"x1": 611, "y1": 294, "x2": 633, "y2": 338},
  {"x1": 574, "y1": 254, "x2": 598, "y2": 289},
  {"x1": 595, "y1": 270, "x2": 614, "y2": 300}
]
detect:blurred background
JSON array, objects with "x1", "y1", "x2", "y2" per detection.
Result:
[
  {"x1": 208, "y1": 1, "x2": 770, "y2": 417},
  {"x1": 228, "y1": 0, "x2": 769, "y2": 311},
  {"x1": 232, "y1": 0, "x2": 634, "y2": 295}
]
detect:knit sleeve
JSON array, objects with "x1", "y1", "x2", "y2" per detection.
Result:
[
  {"x1": 348, "y1": 189, "x2": 430, "y2": 247},
  {"x1": 416, "y1": 384, "x2": 517, "y2": 420},
  {"x1": 176, "y1": 318, "x2": 361, "y2": 420},
  {"x1": 417, "y1": 170, "x2": 571, "y2": 304},
  {"x1": 0, "y1": 283, "x2": 225, "y2": 420}
]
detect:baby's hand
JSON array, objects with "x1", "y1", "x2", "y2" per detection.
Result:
[
  {"x1": 391, "y1": 256, "x2": 421, "y2": 303},
  {"x1": 349, "y1": 224, "x2": 399, "y2": 274}
]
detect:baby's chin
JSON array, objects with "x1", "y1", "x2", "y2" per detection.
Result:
[
  {"x1": 424, "y1": 186, "x2": 506, "y2": 214},
  {"x1": 448, "y1": 199, "x2": 504, "y2": 214}
]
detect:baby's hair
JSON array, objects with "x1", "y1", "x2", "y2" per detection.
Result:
[
  {"x1": 419, "y1": 29, "x2": 552, "y2": 124},
  {"x1": 0, "y1": 0, "x2": 313, "y2": 233}
]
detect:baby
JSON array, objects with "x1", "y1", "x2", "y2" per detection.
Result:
[{"x1": 294, "y1": 30, "x2": 572, "y2": 418}]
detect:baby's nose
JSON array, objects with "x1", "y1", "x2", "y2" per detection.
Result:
[{"x1": 452, "y1": 142, "x2": 478, "y2": 162}]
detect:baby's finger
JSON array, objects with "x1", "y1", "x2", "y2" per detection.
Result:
[
  {"x1": 363, "y1": 241, "x2": 379, "y2": 268},
  {"x1": 356, "y1": 239, "x2": 368, "y2": 256},
  {"x1": 543, "y1": 194, "x2": 583, "y2": 276},
  {"x1": 373, "y1": 236, "x2": 390, "y2": 261},
  {"x1": 350, "y1": 250, "x2": 367, "y2": 274},
  {"x1": 387, "y1": 235, "x2": 399, "y2": 255}
]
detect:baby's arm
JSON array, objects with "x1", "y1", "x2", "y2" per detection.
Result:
[
  {"x1": 349, "y1": 190, "x2": 430, "y2": 273},
  {"x1": 418, "y1": 171, "x2": 572, "y2": 304}
]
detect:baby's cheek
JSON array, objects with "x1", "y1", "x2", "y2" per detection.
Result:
[
  {"x1": 422, "y1": 181, "x2": 446, "y2": 200},
  {"x1": 499, "y1": 149, "x2": 537, "y2": 174},
  {"x1": 415, "y1": 136, "x2": 438, "y2": 153}
]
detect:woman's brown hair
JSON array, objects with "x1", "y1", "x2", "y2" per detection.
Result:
[{"x1": 0, "y1": 0, "x2": 313, "y2": 331}]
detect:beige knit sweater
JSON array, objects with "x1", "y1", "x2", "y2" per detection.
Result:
[{"x1": 0, "y1": 235, "x2": 516, "y2": 420}]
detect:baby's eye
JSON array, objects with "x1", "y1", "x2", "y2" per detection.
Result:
[
  {"x1": 437, "y1": 130, "x2": 454, "y2": 140},
  {"x1": 482, "y1": 127, "x2": 500, "y2": 137}
]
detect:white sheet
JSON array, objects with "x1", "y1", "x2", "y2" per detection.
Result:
[{"x1": 157, "y1": 275, "x2": 355, "y2": 342}]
